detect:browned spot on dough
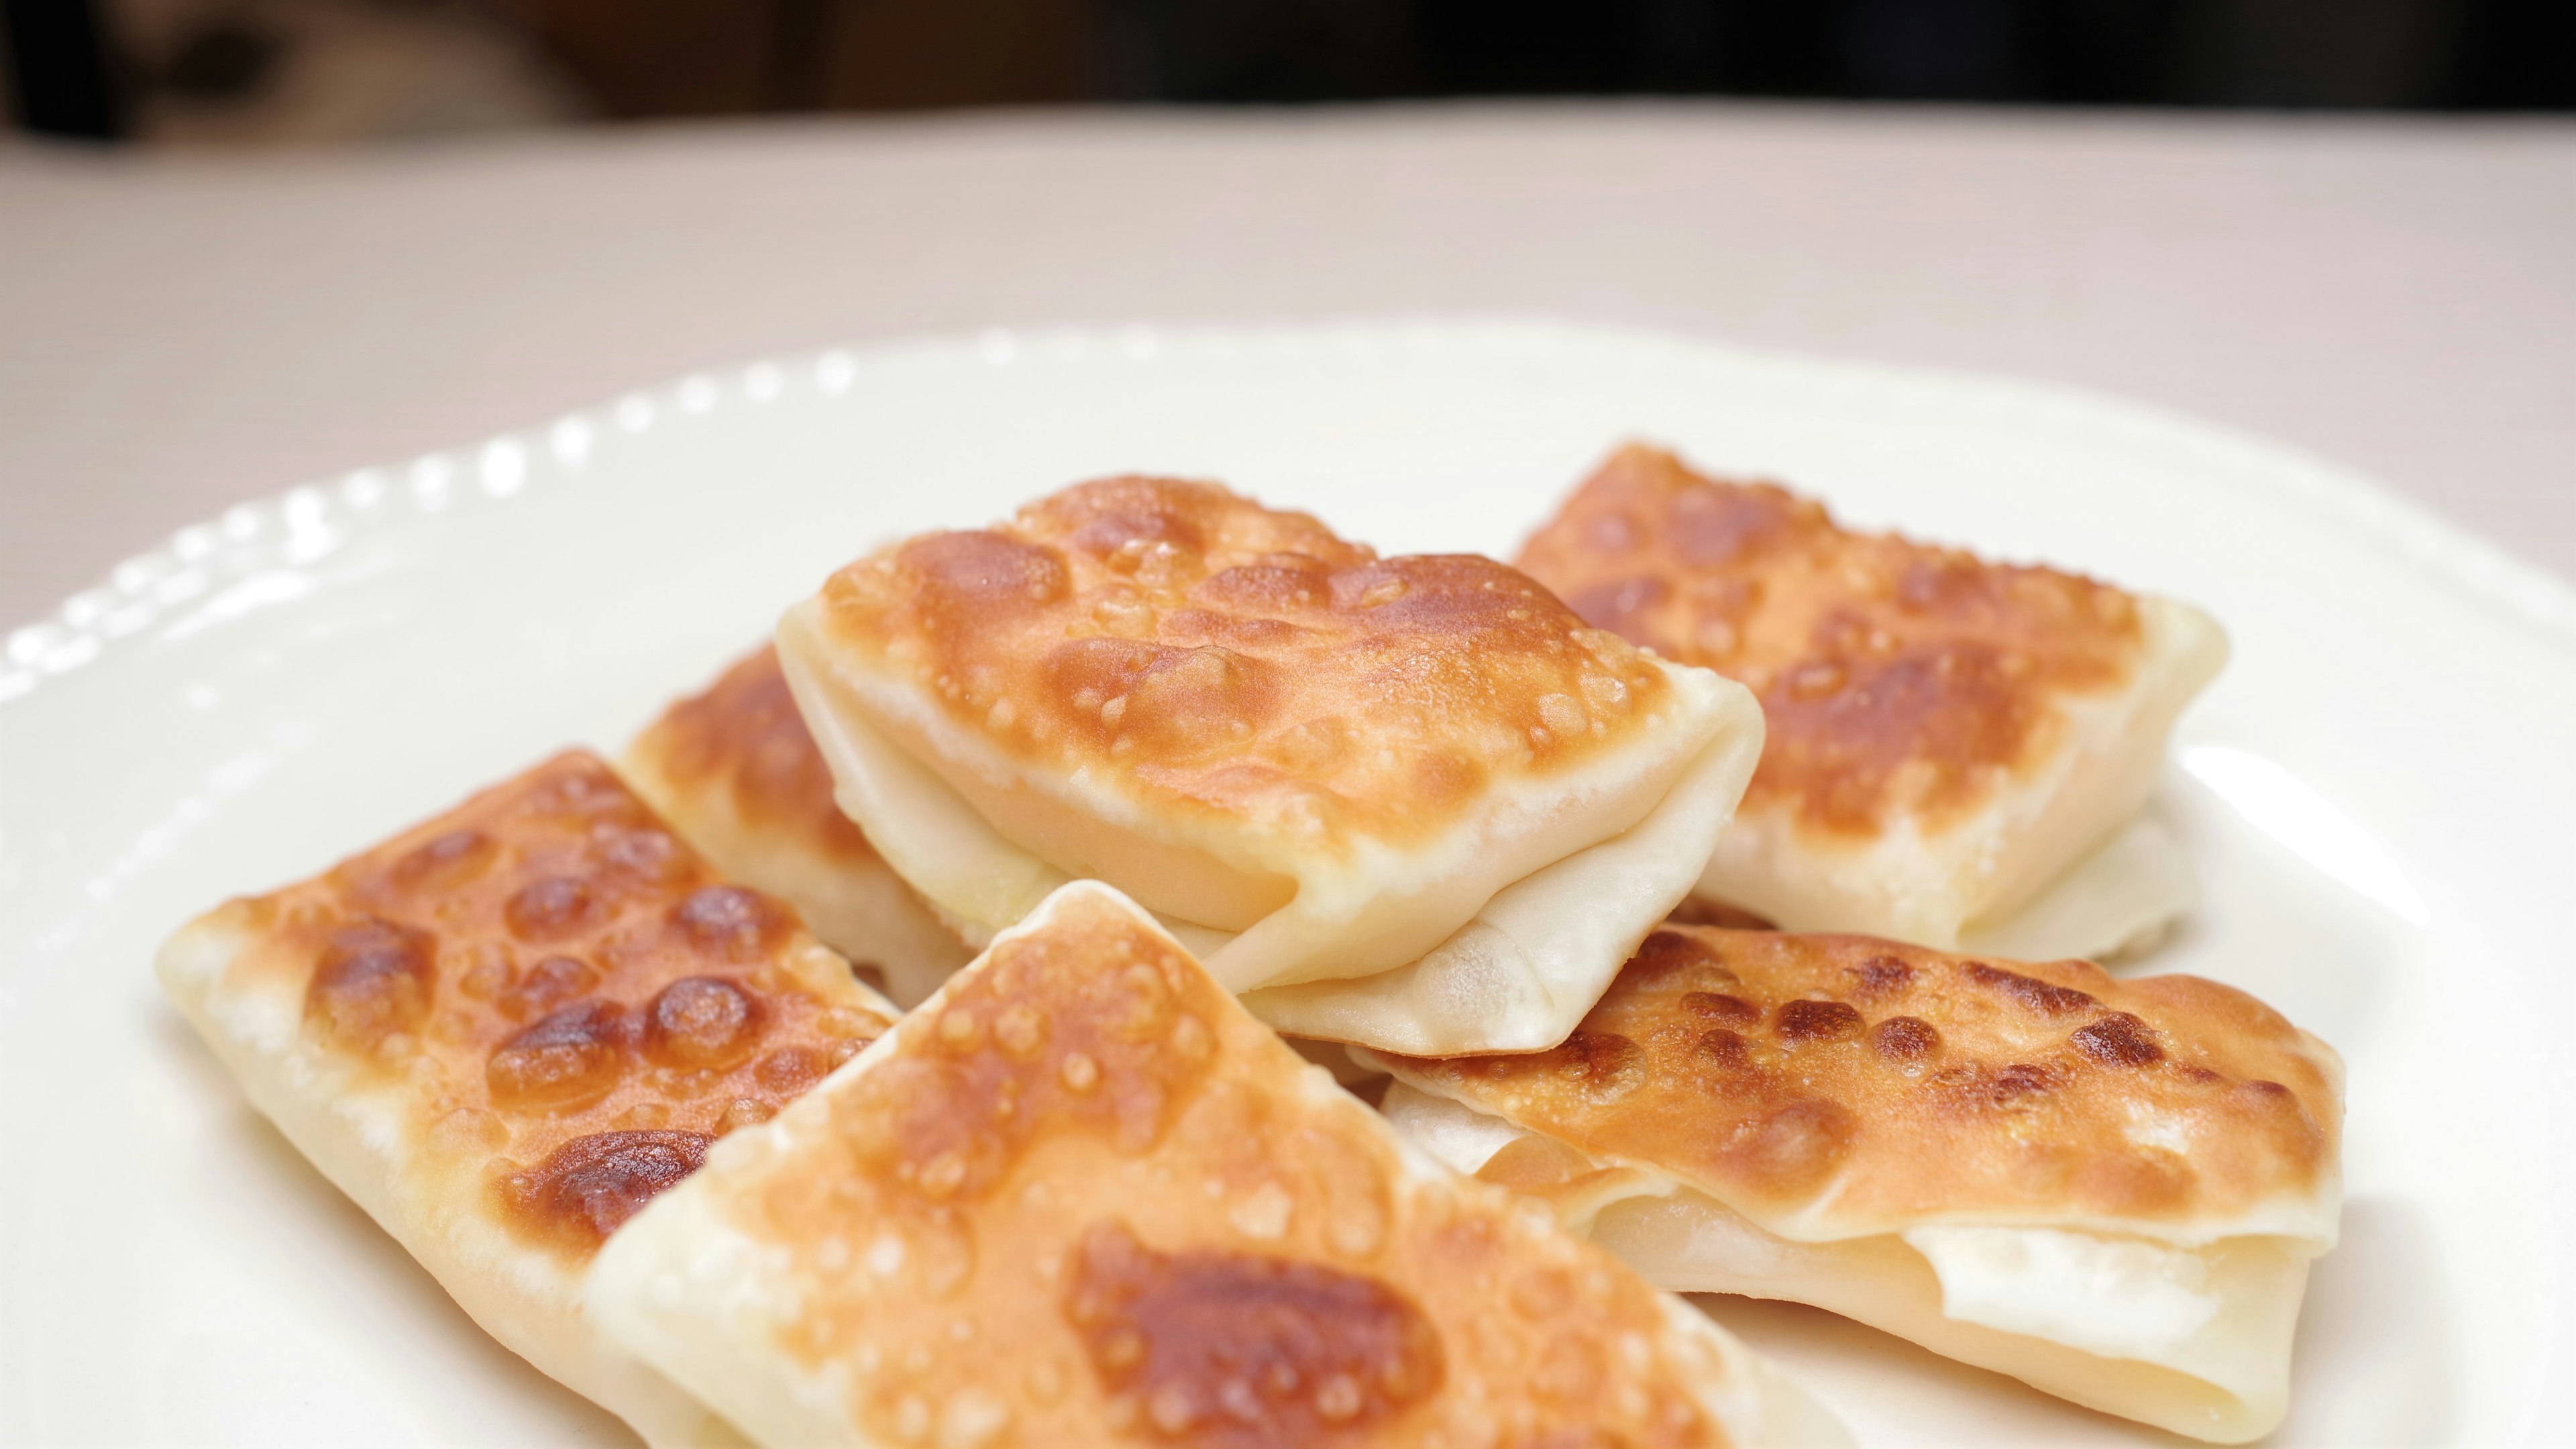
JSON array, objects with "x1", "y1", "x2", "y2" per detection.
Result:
[
  {"x1": 1843, "y1": 956, "x2": 1913, "y2": 1000},
  {"x1": 391, "y1": 828, "x2": 494, "y2": 892},
  {"x1": 1964, "y1": 962, "x2": 2096, "y2": 1016},
  {"x1": 1774, "y1": 1000, "x2": 1863, "y2": 1042},
  {"x1": 305, "y1": 918, "x2": 437, "y2": 1051},
  {"x1": 496, "y1": 955, "x2": 598, "y2": 1024},
  {"x1": 644, "y1": 976, "x2": 763, "y2": 1071},
  {"x1": 670, "y1": 885, "x2": 788, "y2": 963},
  {"x1": 1062, "y1": 1220, "x2": 1443, "y2": 1444},
  {"x1": 1542, "y1": 1030, "x2": 1646, "y2": 1103},
  {"x1": 1870, "y1": 1016, "x2": 1940, "y2": 1061},
  {"x1": 1626, "y1": 928, "x2": 1730, "y2": 987},
  {"x1": 488, "y1": 1000, "x2": 632, "y2": 1112},
  {"x1": 1694, "y1": 1028, "x2": 1751, "y2": 1070},
  {"x1": 1719, "y1": 1098, "x2": 1854, "y2": 1192},
  {"x1": 1680, "y1": 991, "x2": 1760, "y2": 1027},
  {"x1": 1984, "y1": 1062, "x2": 2060, "y2": 1106},
  {"x1": 503, "y1": 876, "x2": 602, "y2": 944},
  {"x1": 2072, "y1": 1012, "x2": 2165, "y2": 1067},
  {"x1": 498, "y1": 1130, "x2": 712, "y2": 1248}
]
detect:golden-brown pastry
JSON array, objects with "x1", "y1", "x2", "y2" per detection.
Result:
[
  {"x1": 775, "y1": 475, "x2": 1767, "y2": 1055},
  {"x1": 588, "y1": 881, "x2": 1848, "y2": 1448},
  {"x1": 156, "y1": 751, "x2": 900, "y2": 1447},
  {"x1": 1517, "y1": 444, "x2": 2226, "y2": 960},
  {"x1": 623, "y1": 644, "x2": 971, "y2": 1006},
  {"x1": 1361, "y1": 926, "x2": 2343, "y2": 1442}
]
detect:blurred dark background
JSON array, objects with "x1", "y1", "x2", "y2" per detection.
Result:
[{"x1": 6, "y1": 0, "x2": 2572, "y2": 144}]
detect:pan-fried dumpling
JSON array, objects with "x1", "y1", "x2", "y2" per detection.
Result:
[
  {"x1": 156, "y1": 751, "x2": 901, "y2": 1447},
  {"x1": 775, "y1": 475, "x2": 1767, "y2": 1055},
  {"x1": 623, "y1": 644, "x2": 972, "y2": 1006},
  {"x1": 1360, "y1": 926, "x2": 2343, "y2": 1443},
  {"x1": 1517, "y1": 445, "x2": 2226, "y2": 960},
  {"x1": 587, "y1": 881, "x2": 1849, "y2": 1448}
]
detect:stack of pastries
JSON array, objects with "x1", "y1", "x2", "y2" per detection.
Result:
[{"x1": 160, "y1": 443, "x2": 2341, "y2": 1446}]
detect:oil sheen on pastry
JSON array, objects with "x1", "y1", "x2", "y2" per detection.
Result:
[
  {"x1": 775, "y1": 475, "x2": 1768, "y2": 1055},
  {"x1": 156, "y1": 750, "x2": 900, "y2": 1447},
  {"x1": 1517, "y1": 444, "x2": 2226, "y2": 960},
  {"x1": 588, "y1": 880, "x2": 1849, "y2": 1448},
  {"x1": 1360, "y1": 926, "x2": 2343, "y2": 1443},
  {"x1": 624, "y1": 644, "x2": 971, "y2": 1007}
]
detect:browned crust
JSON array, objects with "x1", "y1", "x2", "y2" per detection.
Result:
[
  {"x1": 702, "y1": 890, "x2": 1744, "y2": 1444},
  {"x1": 1516, "y1": 445, "x2": 2147, "y2": 838},
  {"x1": 209, "y1": 751, "x2": 892, "y2": 1256},
  {"x1": 626, "y1": 644, "x2": 881, "y2": 867},
  {"x1": 1383, "y1": 927, "x2": 2339, "y2": 1234},
  {"x1": 806, "y1": 475, "x2": 1683, "y2": 843}
]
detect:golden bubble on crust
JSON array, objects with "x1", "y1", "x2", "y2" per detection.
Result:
[
  {"x1": 1517, "y1": 443, "x2": 2148, "y2": 838},
  {"x1": 1387, "y1": 926, "x2": 2339, "y2": 1231},
  {"x1": 499, "y1": 1129, "x2": 714, "y2": 1250},
  {"x1": 487, "y1": 1000, "x2": 633, "y2": 1112},
  {"x1": 303, "y1": 917, "x2": 437, "y2": 1053},
  {"x1": 810, "y1": 475, "x2": 1684, "y2": 846}
]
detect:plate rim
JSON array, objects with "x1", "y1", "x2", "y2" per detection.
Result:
[
  {"x1": 5, "y1": 313, "x2": 2567, "y2": 1445},
  {"x1": 7, "y1": 315, "x2": 2573, "y2": 710}
]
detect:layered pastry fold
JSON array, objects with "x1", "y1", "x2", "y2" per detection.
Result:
[
  {"x1": 1360, "y1": 926, "x2": 2343, "y2": 1443},
  {"x1": 588, "y1": 880, "x2": 1849, "y2": 1448},
  {"x1": 776, "y1": 475, "x2": 1767, "y2": 1054},
  {"x1": 624, "y1": 644, "x2": 971, "y2": 1007},
  {"x1": 1517, "y1": 444, "x2": 2227, "y2": 961},
  {"x1": 156, "y1": 751, "x2": 900, "y2": 1447}
]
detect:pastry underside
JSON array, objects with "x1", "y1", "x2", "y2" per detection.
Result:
[
  {"x1": 622, "y1": 642, "x2": 971, "y2": 1008},
  {"x1": 156, "y1": 750, "x2": 900, "y2": 1448},
  {"x1": 588, "y1": 881, "x2": 1851, "y2": 1448},
  {"x1": 1360, "y1": 926, "x2": 2344, "y2": 1444},
  {"x1": 1515, "y1": 443, "x2": 2228, "y2": 959},
  {"x1": 776, "y1": 474, "x2": 1767, "y2": 1055}
]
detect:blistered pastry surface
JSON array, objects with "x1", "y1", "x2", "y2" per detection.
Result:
[
  {"x1": 676, "y1": 888, "x2": 1745, "y2": 1446},
  {"x1": 807, "y1": 475, "x2": 1687, "y2": 845},
  {"x1": 625, "y1": 644, "x2": 882, "y2": 867},
  {"x1": 1516, "y1": 445, "x2": 2147, "y2": 838},
  {"x1": 1381, "y1": 928, "x2": 2340, "y2": 1239},
  {"x1": 199, "y1": 751, "x2": 893, "y2": 1256}
]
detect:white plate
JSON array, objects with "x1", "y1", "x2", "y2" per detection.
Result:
[{"x1": 5, "y1": 320, "x2": 2571, "y2": 1447}]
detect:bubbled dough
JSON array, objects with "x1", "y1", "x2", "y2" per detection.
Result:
[
  {"x1": 1516, "y1": 444, "x2": 2229, "y2": 956},
  {"x1": 588, "y1": 881, "x2": 1851, "y2": 1449},
  {"x1": 155, "y1": 751, "x2": 898, "y2": 1449},
  {"x1": 777, "y1": 475, "x2": 1766, "y2": 1054},
  {"x1": 622, "y1": 643, "x2": 972, "y2": 1008}
]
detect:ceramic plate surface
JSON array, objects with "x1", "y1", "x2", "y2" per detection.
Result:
[{"x1": 5, "y1": 320, "x2": 2572, "y2": 1447}]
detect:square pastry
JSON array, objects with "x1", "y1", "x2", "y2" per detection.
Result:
[
  {"x1": 1361, "y1": 926, "x2": 2344, "y2": 1442},
  {"x1": 156, "y1": 750, "x2": 900, "y2": 1447},
  {"x1": 588, "y1": 881, "x2": 1847, "y2": 1448},
  {"x1": 1517, "y1": 445, "x2": 2227, "y2": 959},
  {"x1": 624, "y1": 644, "x2": 973, "y2": 1008},
  {"x1": 775, "y1": 476, "x2": 1766, "y2": 1054}
]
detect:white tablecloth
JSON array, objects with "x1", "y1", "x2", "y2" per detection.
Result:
[{"x1": 3, "y1": 104, "x2": 2570, "y2": 627}]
